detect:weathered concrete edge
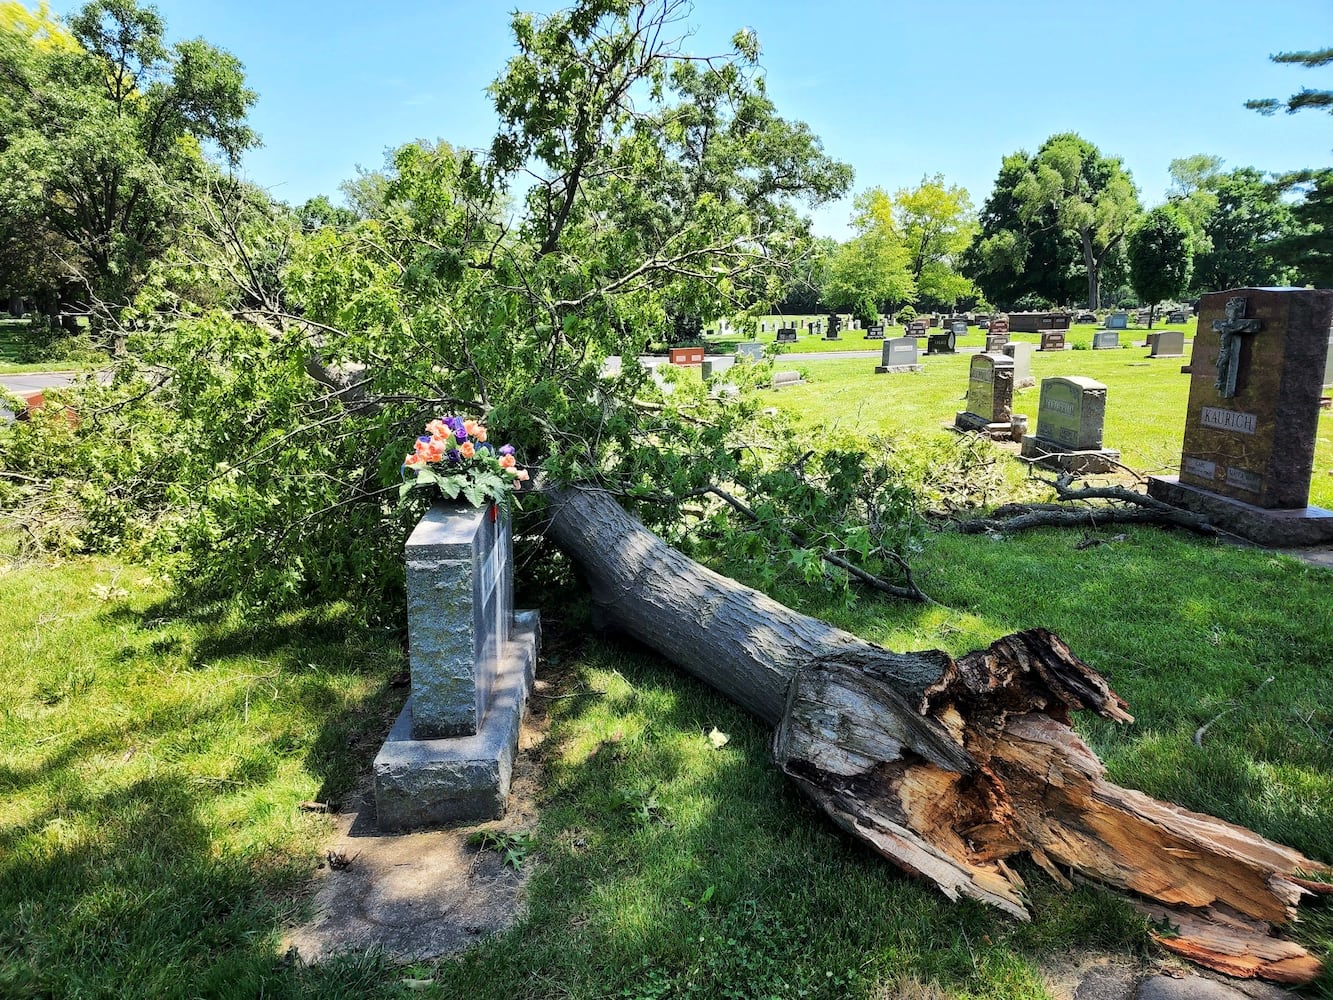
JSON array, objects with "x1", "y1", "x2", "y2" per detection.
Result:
[{"x1": 373, "y1": 611, "x2": 541, "y2": 831}]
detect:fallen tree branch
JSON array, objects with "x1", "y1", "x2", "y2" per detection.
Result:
[
  {"x1": 542, "y1": 484, "x2": 1331, "y2": 984},
  {"x1": 958, "y1": 476, "x2": 1222, "y2": 538}
]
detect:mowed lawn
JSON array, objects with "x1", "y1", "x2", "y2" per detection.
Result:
[{"x1": 758, "y1": 336, "x2": 1333, "y2": 510}]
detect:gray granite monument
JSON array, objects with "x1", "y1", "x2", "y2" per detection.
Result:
[
  {"x1": 1092, "y1": 330, "x2": 1120, "y2": 350},
  {"x1": 875, "y1": 337, "x2": 923, "y2": 374},
  {"x1": 374, "y1": 503, "x2": 541, "y2": 829},
  {"x1": 1150, "y1": 330, "x2": 1185, "y2": 358},
  {"x1": 1020, "y1": 376, "x2": 1121, "y2": 473},
  {"x1": 1002, "y1": 341, "x2": 1035, "y2": 389}
]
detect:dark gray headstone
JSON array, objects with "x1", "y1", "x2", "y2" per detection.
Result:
[
  {"x1": 926, "y1": 331, "x2": 956, "y2": 354},
  {"x1": 776, "y1": 328, "x2": 797, "y2": 343},
  {"x1": 865, "y1": 324, "x2": 886, "y2": 339}
]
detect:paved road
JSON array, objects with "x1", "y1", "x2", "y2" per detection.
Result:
[
  {"x1": 1, "y1": 371, "x2": 82, "y2": 420},
  {"x1": 0, "y1": 371, "x2": 80, "y2": 395}
]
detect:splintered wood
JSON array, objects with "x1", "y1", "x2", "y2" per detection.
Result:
[
  {"x1": 543, "y1": 487, "x2": 1331, "y2": 984},
  {"x1": 776, "y1": 630, "x2": 1331, "y2": 984}
]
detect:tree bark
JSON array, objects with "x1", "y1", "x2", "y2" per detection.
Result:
[{"x1": 541, "y1": 485, "x2": 1331, "y2": 984}]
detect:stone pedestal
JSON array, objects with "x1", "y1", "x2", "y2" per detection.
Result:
[{"x1": 374, "y1": 503, "x2": 540, "y2": 830}]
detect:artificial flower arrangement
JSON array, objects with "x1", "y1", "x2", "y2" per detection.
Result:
[{"x1": 400, "y1": 416, "x2": 528, "y2": 507}]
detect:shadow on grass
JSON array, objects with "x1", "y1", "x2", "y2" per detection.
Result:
[{"x1": 0, "y1": 591, "x2": 413, "y2": 998}]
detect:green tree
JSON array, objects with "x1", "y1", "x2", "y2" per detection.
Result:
[
  {"x1": 892, "y1": 174, "x2": 976, "y2": 309},
  {"x1": 1270, "y1": 169, "x2": 1333, "y2": 287},
  {"x1": 818, "y1": 189, "x2": 915, "y2": 320},
  {"x1": 1126, "y1": 206, "x2": 1192, "y2": 328},
  {"x1": 1193, "y1": 168, "x2": 1297, "y2": 292},
  {"x1": 960, "y1": 151, "x2": 1084, "y2": 309},
  {"x1": 0, "y1": 0, "x2": 257, "y2": 321},
  {"x1": 1246, "y1": 47, "x2": 1333, "y2": 117},
  {"x1": 1012, "y1": 133, "x2": 1141, "y2": 309},
  {"x1": 3, "y1": 1, "x2": 857, "y2": 604}
]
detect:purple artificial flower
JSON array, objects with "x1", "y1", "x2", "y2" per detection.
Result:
[
  {"x1": 447, "y1": 448, "x2": 462, "y2": 464},
  {"x1": 455, "y1": 427, "x2": 468, "y2": 443},
  {"x1": 499, "y1": 444, "x2": 515, "y2": 456},
  {"x1": 418, "y1": 435, "x2": 433, "y2": 445}
]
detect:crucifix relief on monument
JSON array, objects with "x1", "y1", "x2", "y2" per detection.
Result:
[
  {"x1": 1147, "y1": 288, "x2": 1333, "y2": 538},
  {"x1": 1211, "y1": 296, "x2": 1262, "y2": 398}
]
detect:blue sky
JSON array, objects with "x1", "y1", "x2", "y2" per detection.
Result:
[{"x1": 50, "y1": 0, "x2": 1333, "y2": 237}]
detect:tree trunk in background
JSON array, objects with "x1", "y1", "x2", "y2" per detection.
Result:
[{"x1": 542, "y1": 485, "x2": 1333, "y2": 984}]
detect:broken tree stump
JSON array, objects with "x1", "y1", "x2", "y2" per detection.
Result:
[{"x1": 541, "y1": 485, "x2": 1331, "y2": 984}]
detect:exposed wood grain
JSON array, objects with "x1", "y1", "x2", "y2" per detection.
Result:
[{"x1": 542, "y1": 485, "x2": 1331, "y2": 983}]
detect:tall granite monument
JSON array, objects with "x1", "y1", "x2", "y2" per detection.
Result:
[{"x1": 1147, "y1": 288, "x2": 1333, "y2": 544}]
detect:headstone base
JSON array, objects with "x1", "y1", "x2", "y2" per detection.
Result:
[
  {"x1": 1020, "y1": 436, "x2": 1122, "y2": 474},
  {"x1": 1146, "y1": 476, "x2": 1333, "y2": 547},
  {"x1": 874, "y1": 364, "x2": 923, "y2": 374},
  {"x1": 373, "y1": 611, "x2": 541, "y2": 831},
  {"x1": 1148, "y1": 350, "x2": 1185, "y2": 358},
  {"x1": 1036, "y1": 344, "x2": 1070, "y2": 352},
  {"x1": 953, "y1": 412, "x2": 1011, "y2": 439}
]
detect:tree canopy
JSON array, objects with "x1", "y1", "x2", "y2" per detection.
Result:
[
  {"x1": 1126, "y1": 206, "x2": 1192, "y2": 327},
  {"x1": 0, "y1": 0, "x2": 257, "y2": 318},
  {"x1": 1012, "y1": 133, "x2": 1141, "y2": 310},
  {"x1": 892, "y1": 174, "x2": 976, "y2": 309},
  {"x1": 960, "y1": 151, "x2": 1084, "y2": 309}
]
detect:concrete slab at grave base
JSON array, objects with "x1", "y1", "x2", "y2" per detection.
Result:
[
  {"x1": 1147, "y1": 476, "x2": 1333, "y2": 546},
  {"x1": 873, "y1": 363, "x2": 923, "y2": 374},
  {"x1": 953, "y1": 412, "x2": 1012, "y2": 440},
  {"x1": 374, "y1": 611, "x2": 540, "y2": 830},
  {"x1": 1021, "y1": 436, "x2": 1122, "y2": 474}
]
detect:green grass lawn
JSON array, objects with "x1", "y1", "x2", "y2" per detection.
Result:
[
  {"x1": 0, "y1": 317, "x2": 92, "y2": 373},
  {"x1": 758, "y1": 340, "x2": 1333, "y2": 510},
  {"x1": 3, "y1": 531, "x2": 1332, "y2": 998}
]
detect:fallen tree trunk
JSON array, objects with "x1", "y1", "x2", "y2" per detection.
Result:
[{"x1": 542, "y1": 485, "x2": 1332, "y2": 984}]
